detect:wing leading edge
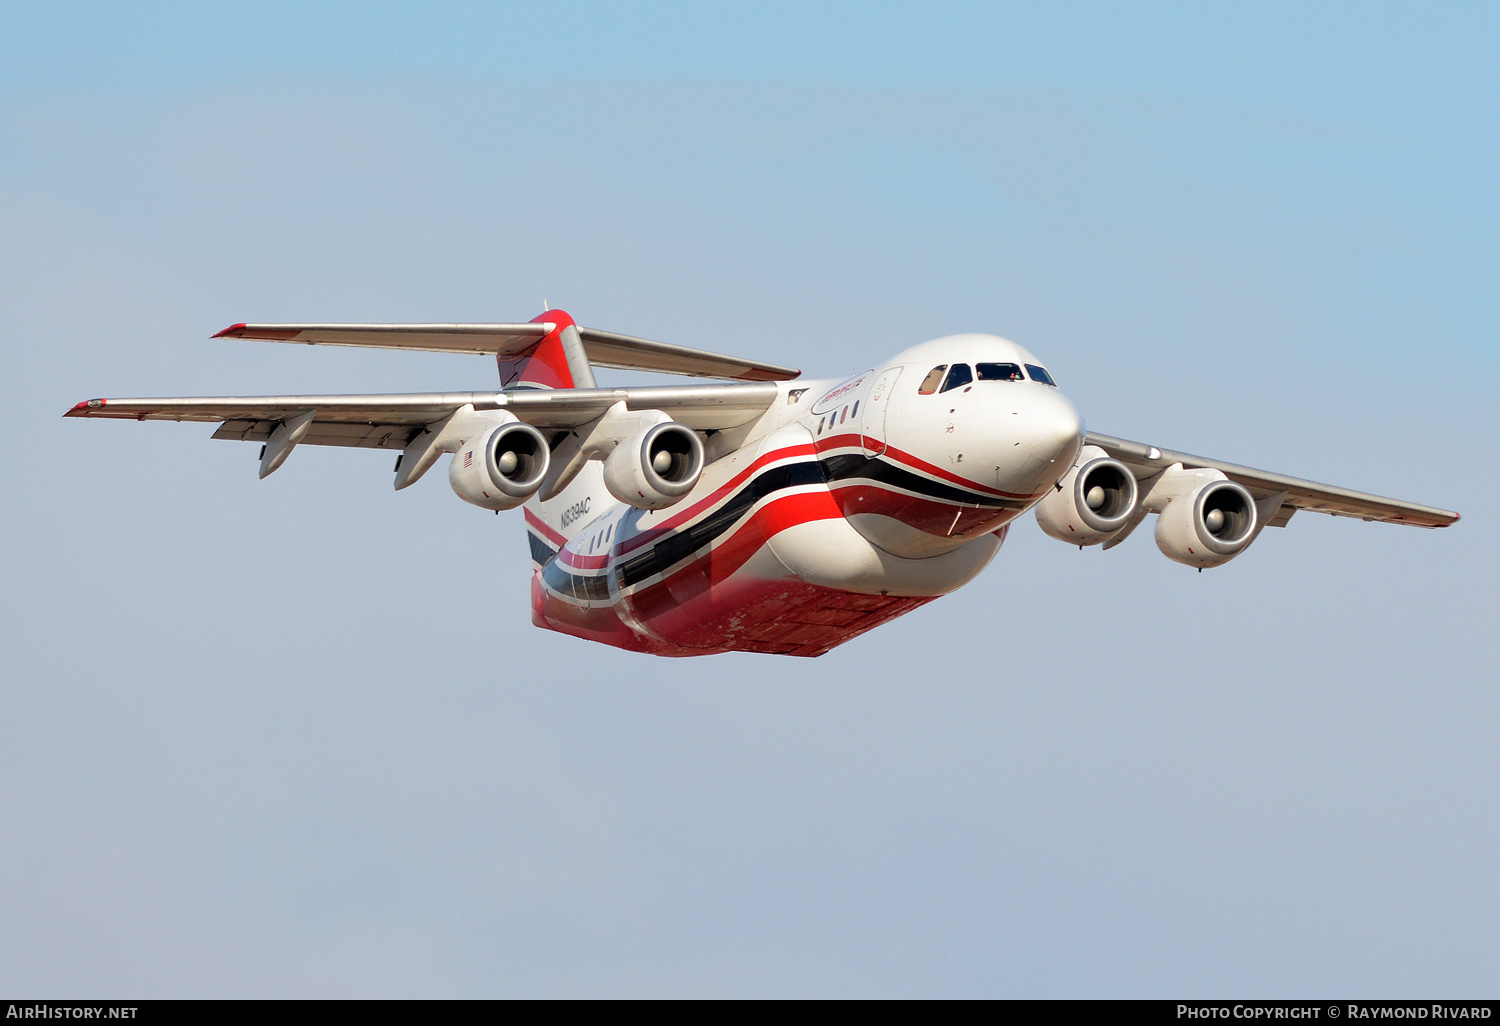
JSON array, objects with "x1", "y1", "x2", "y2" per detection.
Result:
[
  {"x1": 64, "y1": 383, "x2": 783, "y2": 450},
  {"x1": 1086, "y1": 431, "x2": 1458, "y2": 529}
]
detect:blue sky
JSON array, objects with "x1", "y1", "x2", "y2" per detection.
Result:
[{"x1": 2, "y1": 2, "x2": 1496, "y2": 997}]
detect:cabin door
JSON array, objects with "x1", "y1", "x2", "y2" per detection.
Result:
[{"x1": 860, "y1": 367, "x2": 902, "y2": 457}]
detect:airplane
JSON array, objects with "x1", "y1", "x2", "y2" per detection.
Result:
[{"x1": 66, "y1": 309, "x2": 1459, "y2": 658}]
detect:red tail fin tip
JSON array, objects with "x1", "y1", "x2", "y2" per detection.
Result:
[{"x1": 498, "y1": 308, "x2": 595, "y2": 389}]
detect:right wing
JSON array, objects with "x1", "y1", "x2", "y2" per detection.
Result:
[
  {"x1": 213, "y1": 322, "x2": 800, "y2": 382},
  {"x1": 65, "y1": 383, "x2": 783, "y2": 450},
  {"x1": 1086, "y1": 431, "x2": 1459, "y2": 529}
]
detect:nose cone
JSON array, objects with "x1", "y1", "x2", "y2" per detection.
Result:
[
  {"x1": 1027, "y1": 390, "x2": 1084, "y2": 467},
  {"x1": 996, "y1": 388, "x2": 1083, "y2": 495}
]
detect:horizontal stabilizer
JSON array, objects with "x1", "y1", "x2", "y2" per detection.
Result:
[
  {"x1": 574, "y1": 326, "x2": 796, "y2": 381},
  {"x1": 214, "y1": 322, "x2": 799, "y2": 382}
]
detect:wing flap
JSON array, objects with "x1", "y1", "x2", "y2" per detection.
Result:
[
  {"x1": 500, "y1": 383, "x2": 781, "y2": 429},
  {"x1": 212, "y1": 420, "x2": 420, "y2": 449},
  {"x1": 1086, "y1": 431, "x2": 1458, "y2": 528}
]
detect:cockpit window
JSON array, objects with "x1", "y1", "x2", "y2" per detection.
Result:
[
  {"x1": 940, "y1": 363, "x2": 973, "y2": 392},
  {"x1": 1025, "y1": 364, "x2": 1057, "y2": 386},
  {"x1": 976, "y1": 362, "x2": 1024, "y2": 382},
  {"x1": 917, "y1": 365, "x2": 948, "y2": 395}
]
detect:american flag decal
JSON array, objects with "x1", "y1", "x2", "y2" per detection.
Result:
[{"x1": 464, "y1": 450, "x2": 473, "y2": 468}]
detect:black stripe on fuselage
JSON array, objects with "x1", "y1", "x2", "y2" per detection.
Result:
[
  {"x1": 613, "y1": 459, "x2": 825, "y2": 589},
  {"x1": 539, "y1": 451, "x2": 1023, "y2": 602},
  {"x1": 820, "y1": 453, "x2": 1023, "y2": 509}
]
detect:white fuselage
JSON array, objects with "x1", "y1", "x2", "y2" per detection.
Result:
[{"x1": 527, "y1": 335, "x2": 1083, "y2": 656}]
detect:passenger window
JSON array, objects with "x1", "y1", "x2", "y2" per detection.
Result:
[
  {"x1": 918, "y1": 366, "x2": 947, "y2": 395},
  {"x1": 977, "y1": 362, "x2": 1024, "y2": 382},
  {"x1": 940, "y1": 364, "x2": 973, "y2": 392},
  {"x1": 840, "y1": 407, "x2": 847, "y2": 424},
  {"x1": 1025, "y1": 364, "x2": 1057, "y2": 386},
  {"x1": 852, "y1": 401, "x2": 859, "y2": 418},
  {"x1": 817, "y1": 417, "x2": 825, "y2": 435}
]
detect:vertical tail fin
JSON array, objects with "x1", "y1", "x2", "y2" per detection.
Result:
[
  {"x1": 513, "y1": 309, "x2": 609, "y2": 568},
  {"x1": 498, "y1": 308, "x2": 596, "y2": 390}
]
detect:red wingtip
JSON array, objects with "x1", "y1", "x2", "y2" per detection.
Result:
[
  {"x1": 65, "y1": 399, "x2": 104, "y2": 417},
  {"x1": 213, "y1": 322, "x2": 247, "y2": 338}
]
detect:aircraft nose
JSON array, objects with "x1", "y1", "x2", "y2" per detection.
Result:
[{"x1": 1018, "y1": 390, "x2": 1084, "y2": 486}]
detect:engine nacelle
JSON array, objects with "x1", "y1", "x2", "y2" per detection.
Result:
[
  {"x1": 1154, "y1": 479, "x2": 1258, "y2": 568},
  {"x1": 1034, "y1": 446, "x2": 1140, "y2": 546},
  {"x1": 449, "y1": 421, "x2": 550, "y2": 511},
  {"x1": 603, "y1": 421, "x2": 705, "y2": 510}
]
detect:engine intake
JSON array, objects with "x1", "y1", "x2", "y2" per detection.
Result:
[
  {"x1": 603, "y1": 421, "x2": 705, "y2": 510},
  {"x1": 1154, "y1": 479, "x2": 1257, "y2": 568},
  {"x1": 1035, "y1": 449, "x2": 1140, "y2": 546},
  {"x1": 449, "y1": 421, "x2": 550, "y2": 511}
]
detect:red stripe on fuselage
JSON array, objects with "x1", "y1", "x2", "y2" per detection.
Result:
[
  {"x1": 617, "y1": 489, "x2": 843, "y2": 644},
  {"x1": 706, "y1": 489, "x2": 843, "y2": 586},
  {"x1": 524, "y1": 508, "x2": 568, "y2": 548},
  {"x1": 881, "y1": 443, "x2": 1038, "y2": 500},
  {"x1": 536, "y1": 458, "x2": 976, "y2": 657},
  {"x1": 548, "y1": 433, "x2": 1029, "y2": 591},
  {"x1": 625, "y1": 489, "x2": 844, "y2": 630},
  {"x1": 612, "y1": 435, "x2": 1021, "y2": 574},
  {"x1": 614, "y1": 441, "x2": 820, "y2": 556},
  {"x1": 812, "y1": 432, "x2": 866, "y2": 456},
  {"x1": 812, "y1": 432, "x2": 1039, "y2": 501}
]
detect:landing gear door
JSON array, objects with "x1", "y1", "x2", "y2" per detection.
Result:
[{"x1": 861, "y1": 367, "x2": 902, "y2": 456}]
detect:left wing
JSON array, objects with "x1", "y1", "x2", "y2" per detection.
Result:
[
  {"x1": 1086, "y1": 431, "x2": 1458, "y2": 529},
  {"x1": 65, "y1": 383, "x2": 782, "y2": 449}
]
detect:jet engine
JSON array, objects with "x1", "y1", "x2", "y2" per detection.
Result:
[
  {"x1": 603, "y1": 421, "x2": 705, "y2": 510},
  {"x1": 1034, "y1": 446, "x2": 1140, "y2": 546},
  {"x1": 449, "y1": 421, "x2": 551, "y2": 511},
  {"x1": 1154, "y1": 479, "x2": 1258, "y2": 568}
]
